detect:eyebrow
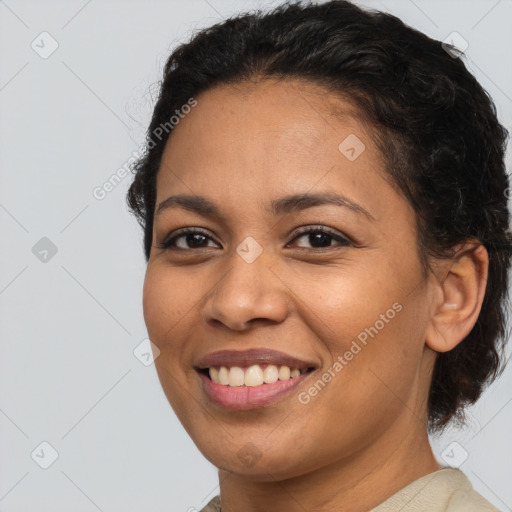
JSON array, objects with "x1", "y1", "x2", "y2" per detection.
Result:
[{"x1": 156, "y1": 192, "x2": 375, "y2": 221}]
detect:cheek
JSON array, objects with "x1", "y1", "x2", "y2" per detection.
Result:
[
  {"x1": 283, "y1": 260, "x2": 401, "y2": 343},
  {"x1": 142, "y1": 267, "x2": 201, "y2": 418},
  {"x1": 331, "y1": 291, "x2": 430, "y2": 424},
  {"x1": 285, "y1": 255, "x2": 428, "y2": 393},
  {"x1": 142, "y1": 266, "x2": 194, "y2": 350}
]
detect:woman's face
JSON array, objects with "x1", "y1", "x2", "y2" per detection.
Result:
[{"x1": 143, "y1": 79, "x2": 438, "y2": 480}]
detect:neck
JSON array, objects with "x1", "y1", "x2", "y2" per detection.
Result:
[{"x1": 217, "y1": 417, "x2": 440, "y2": 512}]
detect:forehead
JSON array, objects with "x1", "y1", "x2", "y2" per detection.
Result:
[
  {"x1": 154, "y1": 78, "x2": 407, "y2": 228},
  {"x1": 169, "y1": 77, "x2": 367, "y2": 152}
]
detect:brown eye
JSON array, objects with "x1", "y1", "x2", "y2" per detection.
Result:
[
  {"x1": 156, "y1": 228, "x2": 219, "y2": 250},
  {"x1": 156, "y1": 226, "x2": 352, "y2": 251},
  {"x1": 289, "y1": 227, "x2": 352, "y2": 250}
]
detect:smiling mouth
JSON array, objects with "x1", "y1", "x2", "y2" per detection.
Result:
[
  {"x1": 198, "y1": 364, "x2": 316, "y2": 387},
  {"x1": 194, "y1": 348, "x2": 319, "y2": 409}
]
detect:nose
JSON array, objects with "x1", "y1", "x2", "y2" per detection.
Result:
[{"x1": 202, "y1": 248, "x2": 290, "y2": 331}]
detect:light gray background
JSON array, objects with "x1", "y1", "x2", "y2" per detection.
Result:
[{"x1": 1, "y1": 0, "x2": 511, "y2": 510}]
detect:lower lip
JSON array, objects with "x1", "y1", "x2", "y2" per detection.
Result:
[{"x1": 198, "y1": 372, "x2": 313, "y2": 410}]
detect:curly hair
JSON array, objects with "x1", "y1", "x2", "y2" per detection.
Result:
[{"x1": 126, "y1": 0, "x2": 512, "y2": 432}]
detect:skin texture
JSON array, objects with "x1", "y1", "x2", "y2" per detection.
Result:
[{"x1": 143, "y1": 78, "x2": 489, "y2": 512}]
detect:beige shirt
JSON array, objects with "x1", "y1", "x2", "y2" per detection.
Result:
[{"x1": 199, "y1": 468, "x2": 501, "y2": 511}]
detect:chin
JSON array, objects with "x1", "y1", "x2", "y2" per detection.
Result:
[{"x1": 197, "y1": 438, "x2": 324, "y2": 481}]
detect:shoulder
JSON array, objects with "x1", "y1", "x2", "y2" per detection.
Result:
[
  {"x1": 371, "y1": 468, "x2": 501, "y2": 512},
  {"x1": 444, "y1": 470, "x2": 501, "y2": 511},
  {"x1": 199, "y1": 470, "x2": 501, "y2": 512},
  {"x1": 199, "y1": 495, "x2": 221, "y2": 512}
]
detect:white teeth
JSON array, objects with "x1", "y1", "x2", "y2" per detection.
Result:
[
  {"x1": 263, "y1": 364, "x2": 279, "y2": 383},
  {"x1": 244, "y1": 365, "x2": 264, "y2": 387},
  {"x1": 229, "y1": 367, "x2": 245, "y2": 387},
  {"x1": 278, "y1": 366, "x2": 291, "y2": 381},
  {"x1": 208, "y1": 364, "x2": 305, "y2": 386},
  {"x1": 218, "y1": 366, "x2": 230, "y2": 385},
  {"x1": 209, "y1": 367, "x2": 219, "y2": 383}
]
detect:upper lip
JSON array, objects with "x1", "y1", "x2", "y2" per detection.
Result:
[{"x1": 195, "y1": 348, "x2": 318, "y2": 370}]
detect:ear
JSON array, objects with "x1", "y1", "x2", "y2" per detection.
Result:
[{"x1": 425, "y1": 242, "x2": 489, "y2": 353}]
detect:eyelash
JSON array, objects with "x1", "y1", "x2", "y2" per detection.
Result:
[{"x1": 155, "y1": 226, "x2": 352, "y2": 251}]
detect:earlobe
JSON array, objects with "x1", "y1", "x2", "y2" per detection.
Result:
[{"x1": 425, "y1": 243, "x2": 489, "y2": 353}]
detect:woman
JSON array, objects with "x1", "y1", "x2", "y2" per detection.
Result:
[{"x1": 126, "y1": 1, "x2": 511, "y2": 510}]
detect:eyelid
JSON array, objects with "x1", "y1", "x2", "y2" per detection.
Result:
[
  {"x1": 288, "y1": 225, "x2": 352, "y2": 246},
  {"x1": 157, "y1": 224, "x2": 354, "y2": 250},
  {"x1": 156, "y1": 226, "x2": 218, "y2": 249}
]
